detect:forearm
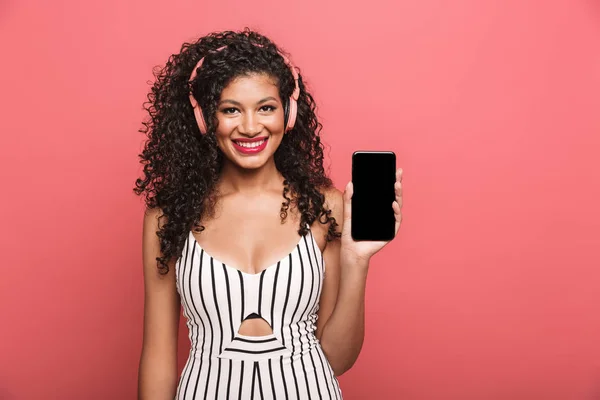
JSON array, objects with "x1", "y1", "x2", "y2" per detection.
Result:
[{"x1": 319, "y1": 255, "x2": 369, "y2": 376}]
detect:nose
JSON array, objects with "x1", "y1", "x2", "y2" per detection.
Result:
[{"x1": 238, "y1": 112, "x2": 262, "y2": 136}]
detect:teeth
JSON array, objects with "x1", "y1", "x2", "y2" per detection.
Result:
[{"x1": 236, "y1": 139, "x2": 265, "y2": 148}]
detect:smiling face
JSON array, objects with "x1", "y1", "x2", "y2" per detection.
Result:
[{"x1": 214, "y1": 72, "x2": 286, "y2": 170}]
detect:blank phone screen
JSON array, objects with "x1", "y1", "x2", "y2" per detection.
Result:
[{"x1": 351, "y1": 151, "x2": 396, "y2": 241}]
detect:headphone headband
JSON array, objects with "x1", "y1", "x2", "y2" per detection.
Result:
[{"x1": 188, "y1": 44, "x2": 300, "y2": 135}]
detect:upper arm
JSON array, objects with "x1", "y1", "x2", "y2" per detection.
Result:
[
  {"x1": 315, "y1": 186, "x2": 344, "y2": 340},
  {"x1": 138, "y1": 208, "x2": 181, "y2": 395}
]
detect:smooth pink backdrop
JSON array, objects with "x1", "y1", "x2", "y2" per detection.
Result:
[{"x1": 1, "y1": 0, "x2": 599, "y2": 399}]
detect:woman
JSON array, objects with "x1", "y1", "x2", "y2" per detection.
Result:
[{"x1": 134, "y1": 29, "x2": 403, "y2": 400}]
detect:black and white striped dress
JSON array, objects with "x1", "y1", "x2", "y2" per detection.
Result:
[{"x1": 175, "y1": 224, "x2": 343, "y2": 400}]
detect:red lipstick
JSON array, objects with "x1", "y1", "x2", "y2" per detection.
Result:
[{"x1": 231, "y1": 137, "x2": 269, "y2": 155}]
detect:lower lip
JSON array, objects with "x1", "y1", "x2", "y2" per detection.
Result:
[{"x1": 232, "y1": 138, "x2": 268, "y2": 155}]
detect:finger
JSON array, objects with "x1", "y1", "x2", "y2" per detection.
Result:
[
  {"x1": 392, "y1": 200, "x2": 402, "y2": 218},
  {"x1": 395, "y1": 184, "x2": 403, "y2": 210},
  {"x1": 395, "y1": 181, "x2": 402, "y2": 199},
  {"x1": 396, "y1": 168, "x2": 403, "y2": 182},
  {"x1": 393, "y1": 200, "x2": 403, "y2": 233}
]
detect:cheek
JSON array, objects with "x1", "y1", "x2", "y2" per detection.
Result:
[
  {"x1": 215, "y1": 116, "x2": 236, "y2": 135},
  {"x1": 265, "y1": 113, "x2": 286, "y2": 133},
  {"x1": 213, "y1": 119, "x2": 232, "y2": 151}
]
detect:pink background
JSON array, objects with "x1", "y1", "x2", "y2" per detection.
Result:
[{"x1": 2, "y1": 0, "x2": 600, "y2": 399}]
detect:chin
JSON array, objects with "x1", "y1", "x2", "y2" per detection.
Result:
[
  {"x1": 221, "y1": 146, "x2": 270, "y2": 169},
  {"x1": 233, "y1": 157, "x2": 270, "y2": 170}
]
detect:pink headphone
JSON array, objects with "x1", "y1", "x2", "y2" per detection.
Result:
[{"x1": 188, "y1": 45, "x2": 301, "y2": 135}]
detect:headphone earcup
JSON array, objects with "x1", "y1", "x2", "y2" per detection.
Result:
[
  {"x1": 283, "y1": 99, "x2": 290, "y2": 131},
  {"x1": 286, "y1": 97, "x2": 297, "y2": 132}
]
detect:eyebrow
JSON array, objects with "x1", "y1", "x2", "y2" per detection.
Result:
[{"x1": 218, "y1": 96, "x2": 278, "y2": 106}]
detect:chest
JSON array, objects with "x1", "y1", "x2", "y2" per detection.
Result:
[
  {"x1": 177, "y1": 228, "x2": 326, "y2": 336},
  {"x1": 193, "y1": 197, "x2": 327, "y2": 275}
]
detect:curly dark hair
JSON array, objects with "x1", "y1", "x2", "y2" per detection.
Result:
[{"x1": 134, "y1": 28, "x2": 340, "y2": 274}]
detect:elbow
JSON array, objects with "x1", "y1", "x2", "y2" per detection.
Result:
[
  {"x1": 332, "y1": 364, "x2": 350, "y2": 377},
  {"x1": 320, "y1": 339, "x2": 360, "y2": 377},
  {"x1": 331, "y1": 359, "x2": 356, "y2": 377}
]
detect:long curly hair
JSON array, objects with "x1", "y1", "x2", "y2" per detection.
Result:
[{"x1": 134, "y1": 28, "x2": 340, "y2": 275}]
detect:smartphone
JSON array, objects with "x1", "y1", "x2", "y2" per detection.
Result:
[{"x1": 351, "y1": 151, "x2": 396, "y2": 241}]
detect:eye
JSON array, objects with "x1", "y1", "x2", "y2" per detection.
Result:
[
  {"x1": 260, "y1": 105, "x2": 277, "y2": 112},
  {"x1": 221, "y1": 107, "x2": 239, "y2": 115}
]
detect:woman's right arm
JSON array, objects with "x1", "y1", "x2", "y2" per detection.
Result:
[{"x1": 138, "y1": 208, "x2": 181, "y2": 400}]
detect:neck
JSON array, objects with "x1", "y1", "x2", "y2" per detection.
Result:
[{"x1": 217, "y1": 158, "x2": 284, "y2": 196}]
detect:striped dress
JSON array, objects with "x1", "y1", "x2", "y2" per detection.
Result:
[{"x1": 175, "y1": 224, "x2": 343, "y2": 400}]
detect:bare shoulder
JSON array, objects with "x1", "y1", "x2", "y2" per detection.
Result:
[
  {"x1": 142, "y1": 207, "x2": 178, "y2": 277},
  {"x1": 143, "y1": 207, "x2": 166, "y2": 232},
  {"x1": 143, "y1": 208, "x2": 165, "y2": 260},
  {"x1": 321, "y1": 185, "x2": 344, "y2": 233}
]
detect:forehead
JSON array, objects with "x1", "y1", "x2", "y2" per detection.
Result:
[{"x1": 220, "y1": 73, "x2": 280, "y2": 100}]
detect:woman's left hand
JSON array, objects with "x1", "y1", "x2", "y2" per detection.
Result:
[{"x1": 340, "y1": 167, "x2": 403, "y2": 264}]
